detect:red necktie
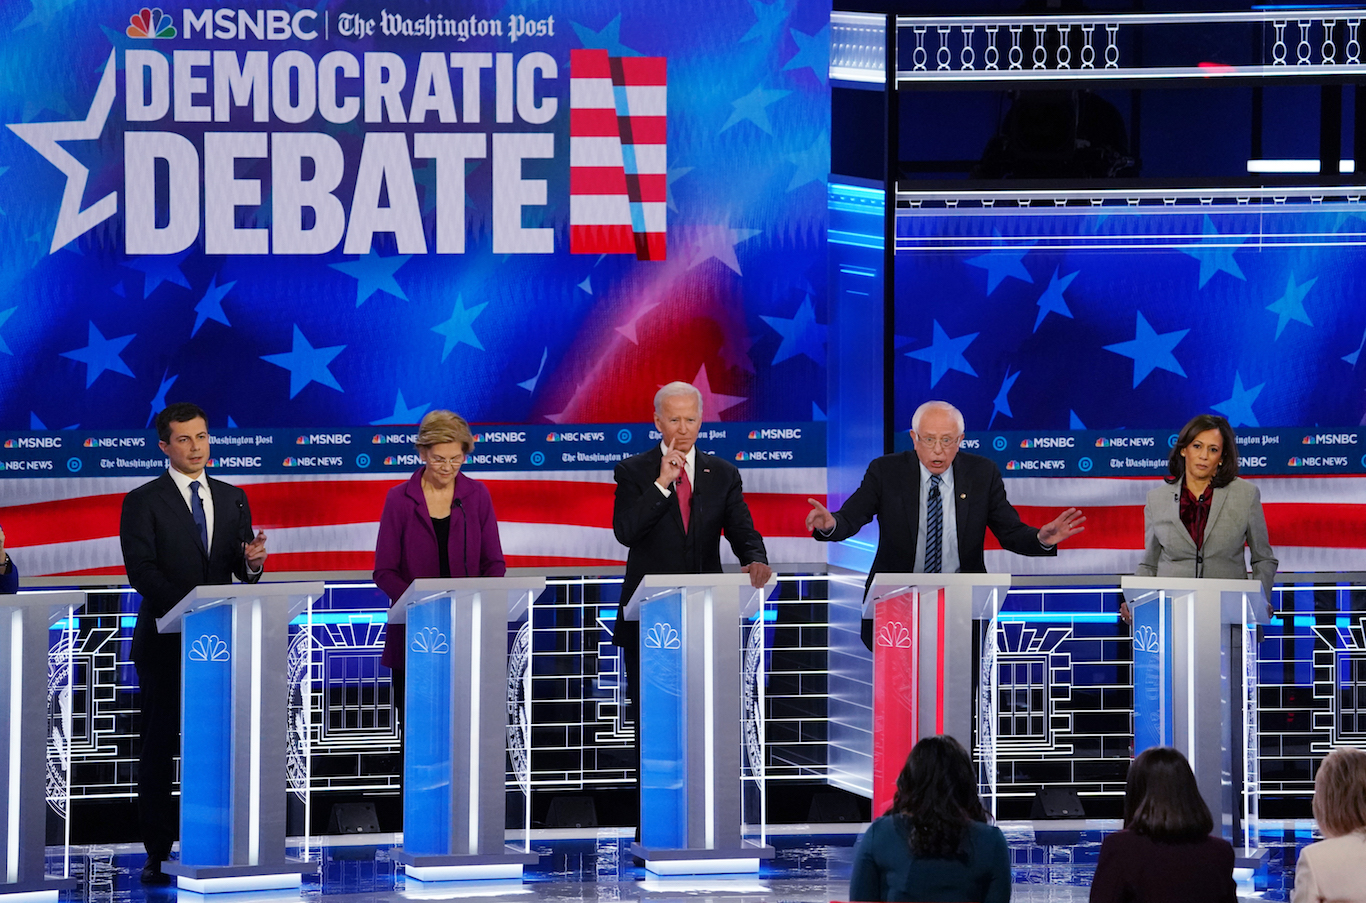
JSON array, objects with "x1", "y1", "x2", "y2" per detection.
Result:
[{"x1": 676, "y1": 466, "x2": 692, "y2": 533}]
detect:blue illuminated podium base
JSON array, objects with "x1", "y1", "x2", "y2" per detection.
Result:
[
  {"x1": 392, "y1": 849, "x2": 541, "y2": 882},
  {"x1": 161, "y1": 859, "x2": 317, "y2": 893},
  {"x1": 0, "y1": 875, "x2": 79, "y2": 903},
  {"x1": 628, "y1": 842, "x2": 774, "y2": 876}
]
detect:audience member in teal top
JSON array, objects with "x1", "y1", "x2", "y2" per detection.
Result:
[{"x1": 849, "y1": 735, "x2": 1011, "y2": 903}]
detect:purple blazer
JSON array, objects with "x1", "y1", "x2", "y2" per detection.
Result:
[{"x1": 373, "y1": 467, "x2": 506, "y2": 669}]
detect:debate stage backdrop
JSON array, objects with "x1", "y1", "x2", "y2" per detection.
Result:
[{"x1": 0, "y1": 0, "x2": 831, "y2": 576}]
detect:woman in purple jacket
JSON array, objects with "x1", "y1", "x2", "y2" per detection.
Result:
[{"x1": 373, "y1": 410, "x2": 506, "y2": 697}]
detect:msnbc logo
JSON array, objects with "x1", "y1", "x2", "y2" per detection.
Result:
[
  {"x1": 748, "y1": 431, "x2": 759, "y2": 439},
  {"x1": 126, "y1": 7, "x2": 176, "y2": 38},
  {"x1": 1, "y1": 440, "x2": 12, "y2": 448}
]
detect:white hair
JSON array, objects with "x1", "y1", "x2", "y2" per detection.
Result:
[
  {"x1": 911, "y1": 400, "x2": 965, "y2": 434},
  {"x1": 654, "y1": 381, "x2": 704, "y2": 416}
]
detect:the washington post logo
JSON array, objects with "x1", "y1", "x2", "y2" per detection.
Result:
[{"x1": 569, "y1": 49, "x2": 666, "y2": 260}]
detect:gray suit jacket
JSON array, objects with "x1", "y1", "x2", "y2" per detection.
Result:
[{"x1": 1135, "y1": 477, "x2": 1277, "y2": 602}]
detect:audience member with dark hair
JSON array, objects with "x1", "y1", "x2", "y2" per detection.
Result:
[
  {"x1": 1292, "y1": 746, "x2": 1366, "y2": 903},
  {"x1": 850, "y1": 735, "x2": 1010, "y2": 903},
  {"x1": 1089, "y1": 746, "x2": 1236, "y2": 903}
]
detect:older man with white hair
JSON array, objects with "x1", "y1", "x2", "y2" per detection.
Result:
[
  {"x1": 806, "y1": 400, "x2": 1085, "y2": 648},
  {"x1": 611, "y1": 380, "x2": 771, "y2": 834}
]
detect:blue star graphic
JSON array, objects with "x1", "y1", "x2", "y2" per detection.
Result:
[
  {"x1": 1069, "y1": 410, "x2": 1087, "y2": 429},
  {"x1": 261, "y1": 325, "x2": 345, "y2": 399},
  {"x1": 0, "y1": 307, "x2": 15, "y2": 355},
  {"x1": 1033, "y1": 267, "x2": 1079, "y2": 332},
  {"x1": 146, "y1": 372, "x2": 178, "y2": 427},
  {"x1": 720, "y1": 86, "x2": 791, "y2": 135},
  {"x1": 1266, "y1": 271, "x2": 1316, "y2": 339},
  {"x1": 329, "y1": 251, "x2": 411, "y2": 307},
  {"x1": 1343, "y1": 327, "x2": 1366, "y2": 366},
  {"x1": 16, "y1": 0, "x2": 82, "y2": 33},
  {"x1": 432, "y1": 295, "x2": 488, "y2": 361},
  {"x1": 761, "y1": 296, "x2": 827, "y2": 366},
  {"x1": 570, "y1": 14, "x2": 637, "y2": 56},
  {"x1": 371, "y1": 390, "x2": 431, "y2": 425},
  {"x1": 29, "y1": 413, "x2": 47, "y2": 430},
  {"x1": 61, "y1": 321, "x2": 136, "y2": 387},
  {"x1": 988, "y1": 369, "x2": 1021, "y2": 428},
  {"x1": 0, "y1": 166, "x2": 8, "y2": 216},
  {"x1": 192, "y1": 276, "x2": 236, "y2": 337},
  {"x1": 518, "y1": 348, "x2": 549, "y2": 392},
  {"x1": 741, "y1": 0, "x2": 790, "y2": 43},
  {"x1": 812, "y1": 401, "x2": 827, "y2": 421},
  {"x1": 906, "y1": 321, "x2": 979, "y2": 387},
  {"x1": 1211, "y1": 372, "x2": 1265, "y2": 428},
  {"x1": 1182, "y1": 216, "x2": 1246, "y2": 288},
  {"x1": 966, "y1": 231, "x2": 1034, "y2": 295},
  {"x1": 1103, "y1": 311, "x2": 1189, "y2": 388},
  {"x1": 784, "y1": 130, "x2": 828, "y2": 191},
  {"x1": 783, "y1": 25, "x2": 829, "y2": 84},
  {"x1": 667, "y1": 166, "x2": 693, "y2": 212}
]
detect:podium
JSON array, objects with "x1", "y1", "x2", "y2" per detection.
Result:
[
  {"x1": 625, "y1": 573, "x2": 776, "y2": 875},
  {"x1": 387, "y1": 577, "x2": 545, "y2": 882},
  {"x1": 1121, "y1": 577, "x2": 1270, "y2": 849},
  {"x1": 157, "y1": 582, "x2": 324, "y2": 893},
  {"x1": 0, "y1": 591, "x2": 84, "y2": 901},
  {"x1": 865, "y1": 574, "x2": 1011, "y2": 816}
]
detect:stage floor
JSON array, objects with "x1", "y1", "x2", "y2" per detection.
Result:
[{"x1": 50, "y1": 820, "x2": 1317, "y2": 903}]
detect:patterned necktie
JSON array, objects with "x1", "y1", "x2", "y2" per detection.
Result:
[
  {"x1": 924, "y1": 474, "x2": 943, "y2": 573},
  {"x1": 190, "y1": 480, "x2": 209, "y2": 553},
  {"x1": 676, "y1": 466, "x2": 692, "y2": 533}
]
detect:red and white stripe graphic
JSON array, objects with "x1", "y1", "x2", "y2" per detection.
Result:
[
  {"x1": 0, "y1": 468, "x2": 822, "y2": 578},
  {"x1": 569, "y1": 49, "x2": 666, "y2": 260},
  {"x1": 3, "y1": 473, "x2": 1362, "y2": 579}
]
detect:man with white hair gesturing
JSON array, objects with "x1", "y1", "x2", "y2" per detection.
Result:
[{"x1": 807, "y1": 400, "x2": 1086, "y2": 648}]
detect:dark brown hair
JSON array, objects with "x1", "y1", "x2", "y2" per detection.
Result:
[
  {"x1": 1165, "y1": 414, "x2": 1239, "y2": 488},
  {"x1": 888, "y1": 735, "x2": 988, "y2": 858},
  {"x1": 1123, "y1": 747, "x2": 1214, "y2": 842},
  {"x1": 1311, "y1": 746, "x2": 1366, "y2": 838},
  {"x1": 155, "y1": 403, "x2": 208, "y2": 443}
]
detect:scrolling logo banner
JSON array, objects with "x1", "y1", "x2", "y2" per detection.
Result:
[{"x1": 569, "y1": 49, "x2": 667, "y2": 260}]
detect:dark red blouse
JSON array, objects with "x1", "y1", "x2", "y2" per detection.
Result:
[{"x1": 1179, "y1": 484, "x2": 1213, "y2": 549}]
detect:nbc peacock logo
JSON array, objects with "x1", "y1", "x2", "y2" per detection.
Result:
[{"x1": 126, "y1": 7, "x2": 177, "y2": 39}]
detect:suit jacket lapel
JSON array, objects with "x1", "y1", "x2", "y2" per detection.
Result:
[
  {"x1": 1204, "y1": 485, "x2": 1228, "y2": 547},
  {"x1": 902, "y1": 454, "x2": 923, "y2": 546},
  {"x1": 951, "y1": 457, "x2": 970, "y2": 555},
  {"x1": 648, "y1": 448, "x2": 686, "y2": 535},
  {"x1": 1166, "y1": 488, "x2": 1199, "y2": 553},
  {"x1": 157, "y1": 472, "x2": 207, "y2": 558}
]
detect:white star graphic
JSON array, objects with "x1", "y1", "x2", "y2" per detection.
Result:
[{"x1": 8, "y1": 49, "x2": 118, "y2": 253}]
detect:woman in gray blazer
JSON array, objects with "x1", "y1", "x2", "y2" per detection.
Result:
[{"x1": 1125, "y1": 414, "x2": 1277, "y2": 623}]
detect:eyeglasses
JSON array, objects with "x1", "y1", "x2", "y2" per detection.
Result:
[
  {"x1": 915, "y1": 434, "x2": 962, "y2": 450},
  {"x1": 427, "y1": 453, "x2": 465, "y2": 468}
]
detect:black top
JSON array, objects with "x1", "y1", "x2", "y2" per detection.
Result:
[
  {"x1": 431, "y1": 515, "x2": 452, "y2": 578},
  {"x1": 1088, "y1": 830, "x2": 1236, "y2": 903}
]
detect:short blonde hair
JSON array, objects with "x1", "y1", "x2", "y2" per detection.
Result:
[
  {"x1": 1312, "y1": 746, "x2": 1366, "y2": 837},
  {"x1": 415, "y1": 410, "x2": 474, "y2": 454}
]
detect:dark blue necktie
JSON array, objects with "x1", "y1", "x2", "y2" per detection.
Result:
[
  {"x1": 925, "y1": 474, "x2": 943, "y2": 573},
  {"x1": 190, "y1": 480, "x2": 208, "y2": 553}
]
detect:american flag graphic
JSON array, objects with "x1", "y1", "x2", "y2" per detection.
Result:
[
  {"x1": 2, "y1": 468, "x2": 821, "y2": 578},
  {"x1": 569, "y1": 49, "x2": 667, "y2": 260},
  {"x1": 2, "y1": 471, "x2": 1360, "y2": 580}
]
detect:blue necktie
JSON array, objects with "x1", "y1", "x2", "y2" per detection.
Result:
[
  {"x1": 190, "y1": 480, "x2": 208, "y2": 554},
  {"x1": 924, "y1": 474, "x2": 943, "y2": 573}
]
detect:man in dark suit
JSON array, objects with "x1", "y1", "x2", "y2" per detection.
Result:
[
  {"x1": 119, "y1": 403, "x2": 268, "y2": 884},
  {"x1": 0, "y1": 527, "x2": 16, "y2": 594},
  {"x1": 807, "y1": 400, "x2": 1085, "y2": 648},
  {"x1": 611, "y1": 381, "x2": 771, "y2": 826}
]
